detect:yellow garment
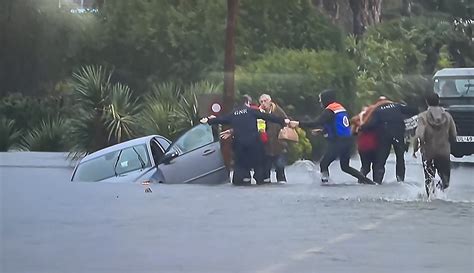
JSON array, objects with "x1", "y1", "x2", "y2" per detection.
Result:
[{"x1": 257, "y1": 118, "x2": 266, "y2": 132}]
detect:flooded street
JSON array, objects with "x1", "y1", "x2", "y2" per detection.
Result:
[{"x1": 1, "y1": 152, "x2": 473, "y2": 273}]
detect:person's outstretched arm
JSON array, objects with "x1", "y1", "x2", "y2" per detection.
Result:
[
  {"x1": 414, "y1": 114, "x2": 426, "y2": 143},
  {"x1": 252, "y1": 109, "x2": 287, "y2": 125},
  {"x1": 298, "y1": 109, "x2": 333, "y2": 128},
  {"x1": 201, "y1": 114, "x2": 232, "y2": 125}
]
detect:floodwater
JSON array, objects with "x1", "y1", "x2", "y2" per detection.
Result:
[{"x1": 1, "y1": 152, "x2": 473, "y2": 273}]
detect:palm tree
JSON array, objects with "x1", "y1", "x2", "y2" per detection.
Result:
[
  {"x1": 173, "y1": 81, "x2": 223, "y2": 130},
  {"x1": 138, "y1": 81, "x2": 222, "y2": 140},
  {"x1": 106, "y1": 82, "x2": 141, "y2": 143},
  {"x1": 138, "y1": 82, "x2": 182, "y2": 139},
  {"x1": 68, "y1": 65, "x2": 140, "y2": 155},
  {"x1": 0, "y1": 118, "x2": 21, "y2": 151},
  {"x1": 19, "y1": 116, "x2": 69, "y2": 152}
]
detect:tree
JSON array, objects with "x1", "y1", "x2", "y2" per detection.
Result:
[
  {"x1": 138, "y1": 81, "x2": 222, "y2": 139},
  {"x1": 349, "y1": 0, "x2": 383, "y2": 36},
  {"x1": 237, "y1": 0, "x2": 344, "y2": 60},
  {"x1": 94, "y1": 0, "x2": 227, "y2": 93},
  {"x1": 0, "y1": 118, "x2": 21, "y2": 151},
  {"x1": 313, "y1": 0, "x2": 353, "y2": 33},
  {"x1": 19, "y1": 117, "x2": 69, "y2": 152},
  {"x1": 0, "y1": 0, "x2": 97, "y2": 95},
  {"x1": 237, "y1": 49, "x2": 358, "y2": 117},
  {"x1": 401, "y1": 0, "x2": 412, "y2": 16},
  {"x1": 68, "y1": 66, "x2": 140, "y2": 155}
]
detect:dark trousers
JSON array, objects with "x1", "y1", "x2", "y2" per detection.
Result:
[
  {"x1": 263, "y1": 154, "x2": 287, "y2": 182},
  {"x1": 422, "y1": 156, "x2": 451, "y2": 195},
  {"x1": 320, "y1": 138, "x2": 373, "y2": 184},
  {"x1": 232, "y1": 140, "x2": 265, "y2": 185},
  {"x1": 373, "y1": 137, "x2": 406, "y2": 183},
  {"x1": 359, "y1": 150, "x2": 377, "y2": 180}
]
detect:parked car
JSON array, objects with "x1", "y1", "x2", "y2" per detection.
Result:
[{"x1": 71, "y1": 124, "x2": 230, "y2": 184}]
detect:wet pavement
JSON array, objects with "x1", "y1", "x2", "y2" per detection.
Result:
[{"x1": 1, "y1": 152, "x2": 473, "y2": 273}]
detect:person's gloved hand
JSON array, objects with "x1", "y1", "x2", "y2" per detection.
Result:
[
  {"x1": 311, "y1": 128, "x2": 323, "y2": 136},
  {"x1": 200, "y1": 115, "x2": 216, "y2": 124},
  {"x1": 220, "y1": 129, "x2": 233, "y2": 140}
]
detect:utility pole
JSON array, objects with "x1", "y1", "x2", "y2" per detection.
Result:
[{"x1": 222, "y1": 0, "x2": 239, "y2": 168}]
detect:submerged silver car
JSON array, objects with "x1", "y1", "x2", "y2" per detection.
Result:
[{"x1": 71, "y1": 124, "x2": 229, "y2": 184}]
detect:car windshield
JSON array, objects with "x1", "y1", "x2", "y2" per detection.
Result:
[
  {"x1": 434, "y1": 78, "x2": 474, "y2": 97},
  {"x1": 171, "y1": 124, "x2": 215, "y2": 154},
  {"x1": 73, "y1": 144, "x2": 151, "y2": 181}
]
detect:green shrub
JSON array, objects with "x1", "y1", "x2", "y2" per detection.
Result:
[
  {"x1": 287, "y1": 128, "x2": 312, "y2": 164},
  {"x1": 238, "y1": 0, "x2": 344, "y2": 62},
  {"x1": 0, "y1": 93, "x2": 67, "y2": 131},
  {"x1": 236, "y1": 49, "x2": 358, "y2": 118}
]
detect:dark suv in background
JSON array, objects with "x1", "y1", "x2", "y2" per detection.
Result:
[{"x1": 433, "y1": 68, "x2": 474, "y2": 157}]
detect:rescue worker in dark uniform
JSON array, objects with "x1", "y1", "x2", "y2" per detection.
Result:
[
  {"x1": 201, "y1": 95, "x2": 290, "y2": 185},
  {"x1": 290, "y1": 89, "x2": 374, "y2": 184},
  {"x1": 361, "y1": 97, "x2": 418, "y2": 183}
]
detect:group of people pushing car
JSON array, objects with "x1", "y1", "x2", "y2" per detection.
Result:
[
  {"x1": 202, "y1": 93, "x2": 290, "y2": 186},
  {"x1": 201, "y1": 89, "x2": 457, "y2": 197}
]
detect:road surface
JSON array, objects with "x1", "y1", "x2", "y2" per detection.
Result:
[{"x1": 1, "y1": 152, "x2": 473, "y2": 273}]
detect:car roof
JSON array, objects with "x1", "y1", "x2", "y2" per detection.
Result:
[
  {"x1": 81, "y1": 135, "x2": 162, "y2": 162},
  {"x1": 433, "y1": 68, "x2": 474, "y2": 78}
]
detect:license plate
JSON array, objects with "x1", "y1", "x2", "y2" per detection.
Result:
[{"x1": 456, "y1": 136, "x2": 474, "y2": 142}]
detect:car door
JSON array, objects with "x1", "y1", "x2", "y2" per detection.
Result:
[{"x1": 158, "y1": 124, "x2": 229, "y2": 184}]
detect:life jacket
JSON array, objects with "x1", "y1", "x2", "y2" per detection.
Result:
[{"x1": 324, "y1": 102, "x2": 351, "y2": 138}]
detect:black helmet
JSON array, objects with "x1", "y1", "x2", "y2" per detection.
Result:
[{"x1": 319, "y1": 89, "x2": 336, "y2": 107}]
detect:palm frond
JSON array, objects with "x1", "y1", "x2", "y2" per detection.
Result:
[
  {"x1": 148, "y1": 82, "x2": 182, "y2": 104},
  {"x1": 19, "y1": 117, "x2": 68, "y2": 152},
  {"x1": 138, "y1": 81, "x2": 223, "y2": 140},
  {"x1": 173, "y1": 90, "x2": 199, "y2": 128},
  {"x1": 0, "y1": 118, "x2": 21, "y2": 151},
  {"x1": 105, "y1": 82, "x2": 141, "y2": 143},
  {"x1": 173, "y1": 81, "x2": 223, "y2": 129},
  {"x1": 138, "y1": 102, "x2": 178, "y2": 139},
  {"x1": 68, "y1": 65, "x2": 139, "y2": 154},
  {"x1": 71, "y1": 65, "x2": 112, "y2": 110},
  {"x1": 185, "y1": 81, "x2": 223, "y2": 95}
]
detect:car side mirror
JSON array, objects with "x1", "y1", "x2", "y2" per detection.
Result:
[{"x1": 161, "y1": 151, "x2": 178, "y2": 164}]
